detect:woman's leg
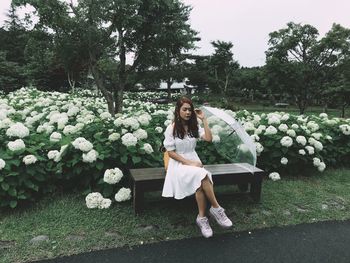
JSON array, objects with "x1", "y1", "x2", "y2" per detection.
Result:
[
  {"x1": 195, "y1": 187, "x2": 207, "y2": 217},
  {"x1": 201, "y1": 176, "x2": 220, "y2": 208}
]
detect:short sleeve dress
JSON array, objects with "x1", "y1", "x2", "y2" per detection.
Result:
[{"x1": 162, "y1": 124, "x2": 213, "y2": 199}]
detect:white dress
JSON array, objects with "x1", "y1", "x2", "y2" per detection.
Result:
[{"x1": 162, "y1": 124, "x2": 213, "y2": 199}]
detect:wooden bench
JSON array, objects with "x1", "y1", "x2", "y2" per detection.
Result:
[{"x1": 129, "y1": 163, "x2": 265, "y2": 214}]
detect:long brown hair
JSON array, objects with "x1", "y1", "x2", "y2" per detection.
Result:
[{"x1": 173, "y1": 97, "x2": 199, "y2": 139}]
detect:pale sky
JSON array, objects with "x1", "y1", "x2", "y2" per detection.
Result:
[{"x1": 1, "y1": 0, "x2": 350, "y2": 67}]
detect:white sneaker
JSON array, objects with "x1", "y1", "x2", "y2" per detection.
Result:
[
  {"x1": 196, "y1": 216, "x2": 213, "y2": 238},
  {"x1": 209, "y1": 207, "x2": 233, "y2": 228}
]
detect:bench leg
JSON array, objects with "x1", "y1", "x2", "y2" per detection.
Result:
[
  {"x1": 133, "y1": 183, "x2": 144, "y2": 215},
  {"x1": 238, "y1": 183, "x2": 248, "y2": 192},
  {"x1": 250, "y1": 179, "x2": 262, "y2": 203}
]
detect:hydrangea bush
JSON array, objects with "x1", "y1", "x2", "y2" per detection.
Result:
[{"x1": 0, "y1": 87, "x2": 349, "y2": 209}]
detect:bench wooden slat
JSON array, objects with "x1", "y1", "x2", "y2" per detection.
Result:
[{"x1": 129, "y1": 163, "x2": 263, "y2": 182}]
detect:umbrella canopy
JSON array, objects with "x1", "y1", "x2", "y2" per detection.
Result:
[{"x1": 200, "y1": 106, "x2": 257, "y2": 173}]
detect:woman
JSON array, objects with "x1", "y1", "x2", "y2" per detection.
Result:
[{"x1": 162, "y1": 96, "x2": 232, "y2": 238}]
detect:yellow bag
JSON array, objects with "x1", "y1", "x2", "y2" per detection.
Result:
[
  {"x1": 163, "y1": 151, "x2": 169, "y2": 171},
  {"x1": 160, "y1": 146, "x2": 169, "y2": 170}
]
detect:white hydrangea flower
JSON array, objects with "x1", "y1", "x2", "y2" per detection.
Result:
[
  {"x1": 114, "y1": 118, "x2": 123, "y2": 127},
  {"x1": 307, "y1": 121, "x2": 319, "y2": 132},
  {"x1": 121, "y1": 128, "x2": 128, "y2": 135},
  {"x1": 305, "y1": 146, "x2": 315, "y2": 155},
  {"x1": 67, "y1": 106, "x2": 80, "y2": 116},
  {"x1": 267, "y1": 115, "x2": 281, "y2": 125},
  {"x1": 103, "y1": 168, "x2": 123, "y2": 184},
  {"x1": 47, "y1": 150, "x2": 60, "y2": 160},
  {"x1": 339, "y1": 124, "x2": 350, "y2": 135},
  {"x1": 281, "y1": 114, "x2": 290, "y2": 121},
  {"x1": 211, "y1": 134, "x2": 220, "y2": 143},
  {"x1": 85, "y1": 192, "x2": 104, "y2": 209},
  {"x1": 23, "y1": 155, "x2": 37, "y2": 165},
  {"x1": 121, "y1": 133, "x2": 138, "y2": 147},
  {"x1": 319, "y1": 113, "x2": 328, "y2": 118},
  {"x1": 313, "y1": 157, "x2": 321, "y2": 167},
  {"x1": 311, "y1": 133, "x2": 322, "y2": 140},
  {"x1": 256, "y1": 142, "x2": 264, "y2": 155},
  {"x1": 0, "y1": 118, "x2": 13, "y2": 129},
  {"x1": 326, "y1": 135, "x2": 332, "y2": 140},
  {"x1": 133, "y1": 128, "x2": 148, "y2": 140},
  {"x1": 164, "y1": 119, "x2": 172, "y2": 127},
  {"x1": 291, "y1": 124, "x2": 299, "y2": 129},
  {"x1": 250, "y1": 134, "x2": 260, "y2": 142},
  {"x1": 243, "y1": 122, "x2": 255, "y2": 132},
  {"x1": 299, "y1": 149, "x2": 306, "y2": 155},
  {"x1": 143, "y1": 143, "x2": 154, "y2": 154},
  {"x1": 212, "y1": 125, "x2": 224, "y2": 135},
  {"x1": 63, "y1": 125, "x2": 78, "y2": 135},
  {"x1": 286, "y1": 129, "x2": 296, "y2": 137},
  {"x1": 238, "y1": 144, "x2": 249, "y2": 153},
  {"x1": 314, "y1": 141, "x2": 323, "y2": 151},
  {"x1": 265, "y1": 126, "x2": 278, "y2": 135},
  {"x1": 281, "y1": 157, "x2": 288, "y2": 165},
  {"x1": 8, "y1": 139, "x2": 25, "y2": 151},
  {"x1": 0, "y1": 159, "x2": 5, "y2": 170},
  {"x1": 269, "y1": 172, "x2": 281, "y2": 181},
  {"x1": 296, "y1": 136, "x2": 307, "y2": 146},
  {"x1": 6, "y1": 122, "x2": 30, "y2": 138},
  {"x1": 108, "y1": 133, "x2": 120, "y2": 142},
  {"x1": 138, "y1": 114, "x2": 151, "y2": 126},
  {"x1": 115, "y1": 188, "x2": 132, "y2": 202},
  {"x1": 123, "y1": 117, "x2": 140, "y2": 130},
  {"x1": 50, "y1": 132, "x2": 62, "y2": 142},
  {"x1": 318, "y1": 162, "x2": 326, "y2": 172},
  {"x1": 278, "y1": 124, "x2": 288, "y2": 132},
  {"x1": 82, "y1": 149, "x2": 98, "y2": 163},
  {"x1": 280, "y1": 136, "x2": 293, "y2": 147},
  {"x1": 53, "y1": 144, "x2": 69, "y2": 162},
  {"x1": 72, "y1": 137, "x2": 94, "y2": 152},
  {"x1": 155, "y1": 127, "x2": 163, "y2": 133},
  {"x1": 98, "y1": 198, "x2": 112, "y2": 209},
  {"x1": 100, "y1": 112, "x2": 112, "y2": 120}
]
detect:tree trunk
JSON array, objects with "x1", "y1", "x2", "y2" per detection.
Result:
[
  {"x1": 167, "y1": 78, "x2": 172, "y2": 99},
  {"x1": 90, "y1": 64, "x2": 115, "y2": 116},
  {"x1": 67, "y1": 72, "x2": 75, "y2": 92}
]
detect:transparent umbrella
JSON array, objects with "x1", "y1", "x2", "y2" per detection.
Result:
[{"x1": 200, "y1": 106, "x2": 257, "y2": 173}]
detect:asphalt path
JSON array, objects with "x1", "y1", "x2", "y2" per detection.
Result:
[{"x1": 35, "y1": 220, "x2": 350, "y2": 263}]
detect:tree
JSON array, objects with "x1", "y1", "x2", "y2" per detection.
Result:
[
  {"x1": 209, "y1": 40, "x2": 239, "y2": 95},
  {"x1": 266, "y1": 22, "x2": 350, "y2": 114},
  {"x1": 0, "y1": 5, "x2": 29, "y2": 92},
  {"x1": 14, "y1": 0, "x2": 198, "y2": 115}
]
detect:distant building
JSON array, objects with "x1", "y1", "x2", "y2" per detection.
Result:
[{"x1": 158, "y1": 79, "x2": 196, "y2": 94}]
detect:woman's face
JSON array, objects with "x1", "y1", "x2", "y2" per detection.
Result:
[{"x1": 179, "y1": 103, "x2": 192, "y2": 122}]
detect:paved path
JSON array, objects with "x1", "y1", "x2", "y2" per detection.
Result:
[{"x1": 36, "y1": 220, "x2": 350, "y2": 263}]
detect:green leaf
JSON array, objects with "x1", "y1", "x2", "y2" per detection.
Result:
[
  {"x1": 10, "y1": 200, "x2": 17, "y2": 208},
  {"x1": 96, "y1": 162, "x2": 104, "y2": 170},
  {"x1": 132, "y1": 156, "x2": 141, "y2": 164},
  {"x1": 121, "y1": 156, "x2": 128, "y2": 164},
  {"x1": 1, "y1": 182, "x2": 9, "y2": 191},
  {"x1": 8, "y1": 188, "x2": 17, "y2": 197}
]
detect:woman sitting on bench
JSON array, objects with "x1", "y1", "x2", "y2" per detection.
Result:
[{"x1": 162, "y1": 96, "x2": 233, "y2": 238}]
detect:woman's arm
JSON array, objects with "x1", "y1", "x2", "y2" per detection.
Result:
[
  {"x1": 201, "y1": 118, "x2": 212, "y2": 142},
  {"x1": 168, "y1": 151, "x2": 203, "y2": 167}
]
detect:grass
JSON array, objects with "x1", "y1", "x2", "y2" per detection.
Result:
[
  {"x1": 1, "y1": 168, "x2": 350, "y2": 263},
  {"x1": 202, "y1": 95, "x2": 349, "y2": 118}
]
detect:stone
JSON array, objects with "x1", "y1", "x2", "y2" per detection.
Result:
[
  {"x1": 283, "y1": 210, "x2": 291, "y2": 216},
  {"x1": 0, "y1": 240, "x2": 16, "y2": 249},
  {"x1": 29, "y1": 235, "x2": 49, "y2": 244}
]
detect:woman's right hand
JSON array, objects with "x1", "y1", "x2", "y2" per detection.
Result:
[{"x1": 186, "y1": 160, "x2": 203, "y2": 167}]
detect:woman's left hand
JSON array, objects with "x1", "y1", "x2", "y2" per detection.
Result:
[{"x1": 195, "y1": 109, "x2": 205, "y2": 120}]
